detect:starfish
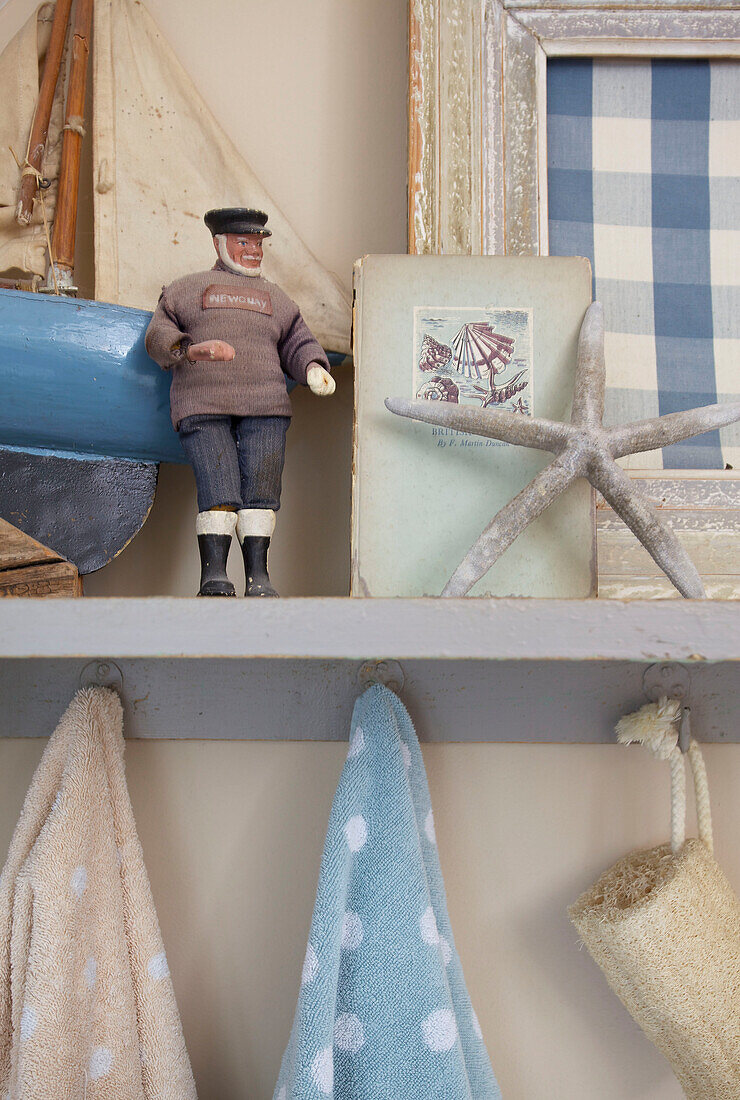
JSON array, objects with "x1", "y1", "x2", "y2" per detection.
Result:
[{"x1": 385, "y1": 302, "x2": 740, "y2": 599}]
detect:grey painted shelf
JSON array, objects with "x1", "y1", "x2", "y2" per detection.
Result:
[
  {"x1": 0, "y1": 598, "x2": 736, "y2": 742},
  {"x1": 0, "y1": 597, "x2": 737, "y2": 661}
]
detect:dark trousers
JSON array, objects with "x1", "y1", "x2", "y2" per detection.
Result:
[{"x1": 178, "y1": 414, "x2": 290, "y2": 512}]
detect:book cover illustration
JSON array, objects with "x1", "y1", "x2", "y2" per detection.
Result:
[{"x1": 413, "y1": 307, "x2": 533, "y2": 421}]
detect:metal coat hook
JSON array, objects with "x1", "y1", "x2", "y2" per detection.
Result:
[
  {"x1": 78, "y1": 660, "x2": 123, "y2": 695},
  {"x1": 358, "y1": 660, "x2": 405, "y2": 694},
  {"x1": 643, "y1": 662, "x2": 692, "y2": 753},
  {"x1": 678, "y1": 706, "x2": 691, "y2": 755}
]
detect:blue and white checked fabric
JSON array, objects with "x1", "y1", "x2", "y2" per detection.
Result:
[
  {"x1": 273, "y1": 685, "x2": 500, "y2": 1100},
  {"x1": 547, "y1": 59, "x2": 739, "y2": 470}
]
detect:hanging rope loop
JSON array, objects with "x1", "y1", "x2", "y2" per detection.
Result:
[
  {"x1": 616, "y1": 695, "x2": 713, "y2": 856},
  {"x1": 687, "y1": 738, "x2": 713, "y2": 854}
]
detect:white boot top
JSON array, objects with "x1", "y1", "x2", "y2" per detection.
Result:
[
  {"x1": 195, "y1": 509, "x2": 238, "y2": 537},
  {"x1": 237, "y1": 508, "x2": 276, "y2": 540}
]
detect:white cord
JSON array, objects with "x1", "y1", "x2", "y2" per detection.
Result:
[
  {"x1": 688, "y1": 738, "x2": 714, "y2": 854},
  {"x1": 616, "y1": 695, "x2": 714, "y2": 855},
  {"x1": 668, "y1": 748, "x2": 686, "y2": 854}
]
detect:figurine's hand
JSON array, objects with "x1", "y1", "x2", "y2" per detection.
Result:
[
  {"x1": 307, "y1": 364, "x2": 336, "y2": 396},
  {"x1": 187, "y1": 339, "x2": 236, "y2": 362}
]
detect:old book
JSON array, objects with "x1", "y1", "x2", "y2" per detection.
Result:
[{"x1": 351, "y1": 255, "x2": 595, "y2": 597}]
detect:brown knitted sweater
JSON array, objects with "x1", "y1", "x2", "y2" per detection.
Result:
[{"x1": 145, "y1": 260, "x2": 330, "y2": 428}]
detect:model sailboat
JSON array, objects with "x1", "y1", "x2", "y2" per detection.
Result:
[{"x1": 0, "y1": 0, "x2": 351, "y2": 574}]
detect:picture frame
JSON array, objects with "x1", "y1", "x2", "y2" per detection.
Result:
[
  {"x1": 408, "y1": 1, "x2": 740, "y2": 597},
  {"x1": 408, "y1": 0, "x2": 740, "y2": 257}
]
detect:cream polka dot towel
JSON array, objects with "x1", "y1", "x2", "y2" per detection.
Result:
[
  {"x1": 0, "y1": 688, "x2": 197, "y2": 1100},
  {"x1": 274, "y1": 684, "x2": 501, "y2": 1099}
]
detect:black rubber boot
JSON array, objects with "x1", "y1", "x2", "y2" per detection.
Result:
[
  {"x1": 197, "y1": 533, "x2": 236, "y2": 597},
  {"x1": 241, "y1": 536, "x2": 278, "y2": 597}
]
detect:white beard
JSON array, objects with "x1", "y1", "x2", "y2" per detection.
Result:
[{"x1": 215, "y1": 235, "x2": 262, "y2": 277}]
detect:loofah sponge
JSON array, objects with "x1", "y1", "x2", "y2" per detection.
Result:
[{"x1": 570, "y1": 699, "x2": 740, "y2": 1098}]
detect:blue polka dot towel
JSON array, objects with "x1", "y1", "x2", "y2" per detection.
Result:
[{"x1": 273, "y1": 684, "x2": 501, "y2": 1099}]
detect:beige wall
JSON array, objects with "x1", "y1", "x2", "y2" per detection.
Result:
[{"x1": 1, "y1": 1, "x2": 738, "y2": 1098}]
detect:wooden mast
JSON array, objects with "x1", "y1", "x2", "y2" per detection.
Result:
[
  {"x1": 49, "y1": 0, "x2": 94, "y2": 289},
  {"x1": 16, "y1": 0, "x2": 74, "y2": 227}
]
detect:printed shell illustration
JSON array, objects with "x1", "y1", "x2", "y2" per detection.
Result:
[
  {"x1": 386, "y1": 302, "x2": 740, "y2": 599},
  {"x1": 451, "y1": 323, "x2": 514, "y2": 380},
  {"x1": 416, "y1": 375, "x2": 460, "y2": 403},
  {"x1": 451, "y1": 323, "x2": 528, "y2": 408},
  {"x1": 418, "y1": 333, "x2": 452, "y2": 372}
]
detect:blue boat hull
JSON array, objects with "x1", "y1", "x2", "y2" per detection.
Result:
[
  {"x1": 0, "y1": 288, "x2": 334, "y2": 465},
  {"x1": 0, "y1": 289, "x2": 185, "y2": 464}
]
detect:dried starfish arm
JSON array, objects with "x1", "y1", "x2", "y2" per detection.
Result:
[
  {"x1": 591, "y1": 457, "x2": 705, "y2": 598},
  {"x1": 384, "y1": 397, "x2": 568, "y2": 452},
  {"x1": 442, "y1": 452, "x2": 582, "y2": 596},
  {"x1": 608, "y1": 402, "x2": 740, "y2": 459},
  {"x1": 570, "y1": 302, "x2": 606, "y2": 427}
]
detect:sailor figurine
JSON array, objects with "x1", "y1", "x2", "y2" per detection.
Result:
[{"x1": 145, "y1": 208, "x2": 335, "y2": 597}]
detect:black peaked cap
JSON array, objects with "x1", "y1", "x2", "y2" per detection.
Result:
[{"x1": 204, "y1": 208, "x2": 272, "y2": 237}]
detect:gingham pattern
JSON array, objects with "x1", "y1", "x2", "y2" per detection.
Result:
[{"x1": 547, "y1": 59, "x2": 739, "y2": 470}]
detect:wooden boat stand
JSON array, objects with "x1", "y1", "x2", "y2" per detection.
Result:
[{"x1": 0, "y1": 518, "x2": 81, "y2": 598}]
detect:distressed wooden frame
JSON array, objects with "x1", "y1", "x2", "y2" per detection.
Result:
[{"x1": 408, "y1": 0, "x2": 740, "y2": 256}]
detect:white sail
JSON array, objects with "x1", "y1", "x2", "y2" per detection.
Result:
[
  {"x1": 0, "y1": 2, "x2": 65, "y2": 280},
  {"x1": 92, "y1": 0, "x2": 352, "y2": 353}
]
